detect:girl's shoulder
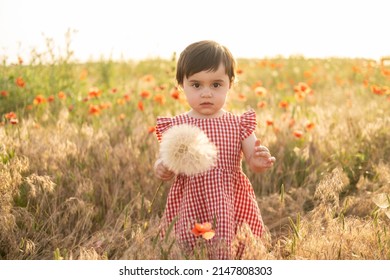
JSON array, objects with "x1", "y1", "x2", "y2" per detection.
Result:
[
  {"x1": 239, "y1": 108, "x2": 256, "y2": 121},
  {"x1": 156, "y1": 116, "x2": 174, "y2": 142},
  {"x1": 236, "y1": 109, "x2": 257, "y2": 140},
  {"x1": 156, "y1": 113, "x2": 189, "y2": 141},
  {"x1": 224, "y1": 109, "x2": 256, "y2": 121},
  {"x1": 156, "y1": 112, "x2": 187, "y2": 124}
]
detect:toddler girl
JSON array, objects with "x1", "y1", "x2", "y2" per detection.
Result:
[{"x1": 154, "y1": 40, "x2": 275, "y2": 259}]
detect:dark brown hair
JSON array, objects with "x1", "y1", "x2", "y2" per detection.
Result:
[{"x1": 176, "y1": 40, "x2": 236, "y2": 85}]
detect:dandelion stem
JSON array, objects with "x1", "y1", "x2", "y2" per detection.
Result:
[{"x1": 148, "y1": 180, "x2": 164, "y2": 214}]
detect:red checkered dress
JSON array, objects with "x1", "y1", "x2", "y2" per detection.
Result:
[{"x1": 156, "y1": 110, "x2": 264, "y2": 259}]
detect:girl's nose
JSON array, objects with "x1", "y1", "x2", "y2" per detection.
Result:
[{"x1": 201, "y1": 88, "x2": 213, "y2": 97}]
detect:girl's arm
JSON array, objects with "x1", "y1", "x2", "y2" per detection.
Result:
[{"x1": 242, "y1": 134, "x2": 275, "y2": 173}]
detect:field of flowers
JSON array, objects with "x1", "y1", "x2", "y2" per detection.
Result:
[{"x1": 1, "y1": 42, "x2": 390, "y2": 259}]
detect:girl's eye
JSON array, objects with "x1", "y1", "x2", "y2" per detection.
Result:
[
  {"x1": 192, "y1": 83, "x2": 200, "y2": 88},
  {"x1": 212, "y1": 83, "x2": 221, "y2": 88}
]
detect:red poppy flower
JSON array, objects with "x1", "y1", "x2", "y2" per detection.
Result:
[
  {"x1": 294, "y1": 82, "x2": 311, "y2": 94},
  {"x1": 305, "y1": 121, "x2": 315, "y2": 131},
  {"x1": 257, "y1": 101, "x2": 267, "y2": 109},
  {"x1": 278, "y1": 100, "x2": 289, "y2": 109},
  {"x1": 154, "y1": 94, "x2": 166, "y2": 105},
  {"x1": 254, "y1": 86, "x2": 267, "y2": 97},
  {"x1": 191, "y1": 222, "x2": 215, "y2": 240},
  {"x1": 88, "y1": 87, "x2": 101, "y2": 98},
  {"x1": 294, "y1": 82, "x2": 312, "y2": 101},
  {"x1": 266, "y1": 118, "x2": 274, "y2": 126},
  {"x1": 293, "y1": 130, "x2": 304, "y2": 138},
  {"x1": 140, "y1": 90, "x2": 151, "y2": 99},
  {"x1": 237, "y1": 92, "x2": 246, "y2": 101},
  {"x1": 236, "y1": 68, "x2": 244, "y2": 75},
  {"x1": 88, "y1": 104, "x2": 100, "y2": 115},
  {"x1": 5, "y1": 112, "x2": 17, "y2": 119},
  {"x1": 381, "y1": 68, "x2": 390, "y2": 77},
  {"x1": 123, "y1": 93, "x2": 131, "y2": 101},
  {"x1": 16, "y1": 77, "x2": 25, "y2": 88},
  {"x1": 171, "y1": 90, "x2": 180, "y2": 100},
  {"x1": 371, "y1": 85, "x2": 384, "y2": 96},
  {"x1": 137, "y1": 101, "x2": 144, "y2": 111},
  {"x1": 33, "y1": 95, "x2": 46, "y2": 104},
  {"x1": 5, "y1": 112, "x2": 18, "y2": 125},
  {"x1": 58, "y1": 91, "x2": 66, "y2": 99}
]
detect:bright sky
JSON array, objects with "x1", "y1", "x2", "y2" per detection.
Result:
[{"x1": 1, "y1": 0, "x2": 389, "y2": 63}]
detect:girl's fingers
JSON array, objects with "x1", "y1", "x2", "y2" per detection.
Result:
[
  {"x1": 255, "y1": 151, "x2": 272, "y2": 158},
  {"x1": 253, "y1": 153, "x2": 275, "y2": 168},
  {"x1": 157, "y1": 167, "x2": 174, "y2": 180},
  {"x1": 154, "y1": 159, "x2": 175, "y2": 180},
  {"x1": 164, "y1": 173, "x2": 175, "y2": 181}
]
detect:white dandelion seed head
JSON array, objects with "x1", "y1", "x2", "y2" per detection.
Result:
[{"x1": 160, "y1": 124, "x2": 217, "y2": 176}]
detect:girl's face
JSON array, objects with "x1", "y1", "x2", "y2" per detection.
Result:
[{"x1": 182, "y1": 63, "x2": 231, "y2": 118}]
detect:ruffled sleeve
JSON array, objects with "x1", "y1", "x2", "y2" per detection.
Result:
[
  {"x1": 240, "y1": 109, "x2": 257, "y2": 140},
  {"x1": 155, "y1": 117, "x2": 173, "y2": 142}
]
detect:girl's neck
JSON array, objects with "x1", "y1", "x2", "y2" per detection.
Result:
[{"x1": 187, "y1": 109, "x2": 226, "y2": 119}]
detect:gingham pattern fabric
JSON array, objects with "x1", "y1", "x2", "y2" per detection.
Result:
[{"x1": 156, "y1": 110, "x2": 264, "y2": 259}]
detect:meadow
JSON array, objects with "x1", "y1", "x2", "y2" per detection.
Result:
[{"x1": 1, "y1": 40, "x2": 390, "y2": 260}]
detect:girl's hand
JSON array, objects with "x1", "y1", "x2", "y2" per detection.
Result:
[
  {"x1": 248, "y1": 139, "x2": 276, "y2": 173},
  {"x1": 154, "y1": 158, "x2": 175, "y2": 181}
]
